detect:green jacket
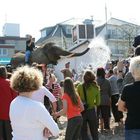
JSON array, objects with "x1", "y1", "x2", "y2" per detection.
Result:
[{"x1": 77, "y1": 83, "x2": 100, "y2": 109}]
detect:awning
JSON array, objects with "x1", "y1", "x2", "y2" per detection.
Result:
[{"x1": 0, "y1": 58, "x2": 11, "y2": 65}]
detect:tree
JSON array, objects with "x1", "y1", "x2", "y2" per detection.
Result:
[{"x1": 119, "y1": 24, "x2": 139, "y2": 56}]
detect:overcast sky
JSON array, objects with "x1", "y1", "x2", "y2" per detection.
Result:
[{"x1": 0, "y1": 0, "x2": 139, "y2": 40}]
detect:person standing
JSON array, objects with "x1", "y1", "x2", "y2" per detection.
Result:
[
  {"x1": 31, "y1": 64, "x2": 57, "y2": 114},
  {"x1": 123, "y1": 46, "x2": 140, "y2": 87},
  {"x1": 0, "y1": 66, "x2": 17, "y2": 140},
  {"x1": 31, "y1": 86, "x2": 57, "y2": 114},
  {"x1": 108, "y1": 68, "x2": 123, "y2": 125},
  {"x1": 9, "y1": 66, "x2": 59, "y2": 140},
  {"x1": 118, "y1": 56, "x2": 140, "y2": 140},
  {"x1": 77, "y1": 70, "x2": 100, "y2": 140},
  {"x1": 61, "y1": 62, "x2": 73, "y2": 79},
  {"x1": 96, "y1": 67, "x2": 111, "y2": 132},
  {"x1": 46, "y1": 73, "x2": 62, "y2": 114},
  {"x1": 25, "y1": 35, "x2": 35, "y2": 64},
  {"x1": 54, "y1": 77, "x2": 84, "y2": 140}
]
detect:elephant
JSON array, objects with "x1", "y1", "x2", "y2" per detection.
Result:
[{"x1": 10, "y1": 42, "x2": 90, "y2": 68}]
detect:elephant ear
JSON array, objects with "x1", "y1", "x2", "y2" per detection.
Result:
[
  {"x1": 42, "y1": 43, "x2": 62, "y2": 65},
  {"x1": 10, "y1": 52, "x2": 25, "y2": 68}
]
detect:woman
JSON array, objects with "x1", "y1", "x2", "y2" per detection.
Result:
[
  {"x1": 118, "y1": 56, "x2": 140, "y2": 140},
  {"x1": 96, "y1": 67, "x2": 111, "y2": 132},
  {"x1": 46, "y1": 73, "x2": 62, "y2": 112},
  {"x1": 77, "y1": 70, "x2": 100, "y2": 140},
  {"x1": 31, "y1": 63, "x2": 57, "y2": 114},
  {"x1": 31, "y1": 86, "x2": 57, "y2": 114},
  {"x1": 9, "y1": 66, "x2": 59, "y2": 140},
  {"x1": 0, "y1": 66, "x2": 17, "y2": 140},
  {"x1": 55, "y1": 77, "x2": 84, "y2": 140}
]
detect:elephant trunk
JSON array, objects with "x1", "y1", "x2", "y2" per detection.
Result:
[{"x1": 70, "y1": 48, "x2": 90, "y2": 57}]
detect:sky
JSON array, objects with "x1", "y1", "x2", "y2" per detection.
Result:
[{"x1": 0, "y1": 0, "x2": 139, "y2": 41}]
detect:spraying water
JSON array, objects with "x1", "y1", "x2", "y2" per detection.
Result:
[
  {"x1": 77, "y1": 37, "x2": 111, "y2": 73},
  {"x1": 55, "y1": 37, "x2": 111, "y2": 81}
]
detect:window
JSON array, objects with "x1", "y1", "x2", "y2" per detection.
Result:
[
  {"x1": 107, "y1": 29, "x2": 117, "y2": 39},
  {"x1": 0, "y1": 48, "x2": 8, "y2": 56},
  {"x1": 72, "y1": 26, "x2": 77, "y2": 42},
  {"x1": 79, "y1": 25, "x2": 86, "y2": 39},
  {"x1": 3, "y1": 48, "x2": 8, "y2": 56},
  {"x1": 66, "y1": 26, "x2": 72, "y2": 34},
  {"x1": 0, "y1": 40, "x2": 5, "y2": 44}
]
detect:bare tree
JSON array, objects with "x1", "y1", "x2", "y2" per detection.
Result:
[{"x1": 119, "y1": 24, "x2": 139, "y2": 56}]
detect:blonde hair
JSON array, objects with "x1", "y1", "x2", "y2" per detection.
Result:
[
  {"x1": 129, "y1": 56, "x2": 140, "y2": 79},
  {"x1": 10, "y1": 66, "x2": 43, "y2": 93},
  {"x1": 49, "y1": 73, "x2": 57, "y2": 82}
]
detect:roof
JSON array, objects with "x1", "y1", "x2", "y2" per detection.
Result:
[
  {"x1": 0, "y1": 36, "x2": 27, "y2": 40},
  {"x1": 36, "y1": 24, "x2": 73, "y2": 45},
  {"x1": 95, "y1": 24, "x2": 106, "y2": 36},
  {"x1": 0, "y1": 44, "x2": 15, "y2": 48},
  {"x1": 95, "y1": 17, "x2": 140, "y2": 36},
  {"x1": 109, "y1": 17, "x2": 139, "y2": 26},
  {"x1": 36, "y1": 17, "x2": 140, "y2": 45}
]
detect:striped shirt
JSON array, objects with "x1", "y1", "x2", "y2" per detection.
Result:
[{"x1": 46, "y1": 83, "x2": 61, "y2": 100}]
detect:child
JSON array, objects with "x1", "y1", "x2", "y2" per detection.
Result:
[{"x1": 54, "y1": 77, "x2": 84, "y2": 140}]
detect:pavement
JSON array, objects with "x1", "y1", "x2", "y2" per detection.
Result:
[{"x1": 49, "y1": 116, "x2": 125, "y2": 140}]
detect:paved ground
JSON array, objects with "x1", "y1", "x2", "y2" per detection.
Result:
[{"x1": 50, "y1": 116, "x2": 125, "y2": 140}]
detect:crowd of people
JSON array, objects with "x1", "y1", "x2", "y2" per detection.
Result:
[{"x1": 1, "y1": 37, "x2": 140, "y2": 140}]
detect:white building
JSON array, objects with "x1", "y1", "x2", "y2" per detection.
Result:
[
  {"x1": 96, "y1": 18, "x2": 140, "y2": 59},
  {"x1": 2, "y1": 23, "x2": 20, "y2": 37}
]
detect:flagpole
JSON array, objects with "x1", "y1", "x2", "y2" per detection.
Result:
[{"x1": 105, "y1": 3, "x2": 108, "y2": 45}]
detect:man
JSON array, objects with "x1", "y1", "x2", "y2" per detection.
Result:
[
  {"x1": 0, "y1": 66, "x2": 17, "y2": 140},
  {"x1": 108, "y1": 68, "x2": 123, "y2": 125},
  {"x1": 123, "y1": 45, "x2": 140, "y2": 87},
  {"x1": 118, "y1": 56, "x2": 140, "y2": 140},
  {"x1": 61, "y1": 62, "x2": 73, "y2": 79},
  {"x1": 133, "y1": 35, "x2": 140, "y2": 48},
  {"x1": 25, "y1": 35, "x2": 35, "y2": 64}
]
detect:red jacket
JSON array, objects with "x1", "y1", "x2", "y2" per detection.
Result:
[{"x1": 0, "y1": 77, "x2": 17, "y2": 120}]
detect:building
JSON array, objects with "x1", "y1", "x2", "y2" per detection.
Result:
[
  {"x1": 0, "y1": 36, "x2": 27, "y2": 65},
  {"x1": 36, "y1": 18, "x2": 140, "y2": 60},
  {"x1": 96, "y1": 18, "x2": 140, "y2": 59},
  {"x1": 0, "y1": 23, "x2": 27, "y2": 65},
  {"x1": 36, "y1": 24, "x2": 73, "y2": 50},
  {"x1": 0, "y1": 22, "x2": 36, "y2": 65},
  {"x1": 72, "y1": 19, "x2": 94, "y2": 45},
  {"x1": 3, "y1": 23, "x2": 20, "y2": 37}
]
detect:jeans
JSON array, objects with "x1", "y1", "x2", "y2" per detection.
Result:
[
  {"x1": 81, "y1": 108, "x2": 98, "y2": 140},
  {"x1": 125, "y1": 129, "x2": 140, "y2": 140},
  {"x1": 97, "y1": 105, "x2": 110, "y2": 129},
  {"x1": 25, "y1": 50, "x2": 31, "y2": 63},
  {"x1": 111, "y1": 94, "x2": 123, "y2": 122},
  {"x1": 65, "y1": 116, "x2": 83, "y2": 140}
]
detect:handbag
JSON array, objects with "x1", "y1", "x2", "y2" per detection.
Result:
[{"x1": 83, "y1": 84, "x2": 88, "y2": 110}]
